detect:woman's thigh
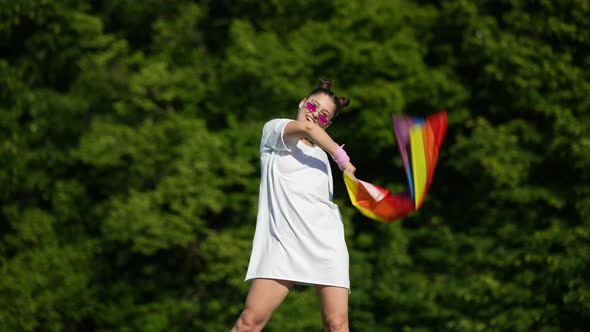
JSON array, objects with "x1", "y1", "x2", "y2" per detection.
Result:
[
  {"x1": 243, "y1": 278, "x2": 295, "y2": 319},
  {"x1": 316, "y1": 285, "x2": 349, "y2": 324}
]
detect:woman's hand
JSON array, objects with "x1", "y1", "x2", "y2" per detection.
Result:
[{"x1": 340, "y1": 162, "x2": 356, "y2": 176}]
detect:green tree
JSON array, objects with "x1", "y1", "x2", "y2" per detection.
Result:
[{"x1": 1, "y1": 0, "x2": 589, "y2": 331}]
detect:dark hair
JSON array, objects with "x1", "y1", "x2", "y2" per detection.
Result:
[{"x1": 306, "y1": 79, "x2": 350, "y2": 118}]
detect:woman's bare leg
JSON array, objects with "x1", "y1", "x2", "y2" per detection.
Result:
[
  {"x1": 316, "y1": 285, "x2": 349, "y2": 332},
  {"x1": 231, "y1": 278, "x2": 295, "y2": 332}
]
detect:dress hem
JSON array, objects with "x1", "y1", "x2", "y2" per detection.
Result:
[{"x1": 244, "y1": 275, "x2": 350, "y2": 291}]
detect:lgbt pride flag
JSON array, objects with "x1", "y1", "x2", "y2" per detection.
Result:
[{"x1": 344, "y1": 111, "x2": 447, "y2": 222}]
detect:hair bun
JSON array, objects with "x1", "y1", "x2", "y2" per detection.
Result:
[
  {"x1": 338, "y1": 96, "x2": 350, "y2": 108},
  {"x1": 319, "y1": 79, "x2": 332, "y2": 90}
]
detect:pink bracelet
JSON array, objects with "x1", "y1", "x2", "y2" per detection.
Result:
[{"x1": 331, "y1": 144, "x2": 350, "y2": 168}]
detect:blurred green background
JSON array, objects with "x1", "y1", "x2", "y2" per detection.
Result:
[{"x1": 1, "y1": 0, "x2": 589, "y2": 331}]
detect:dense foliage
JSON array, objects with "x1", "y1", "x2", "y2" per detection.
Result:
[{"x1": 1, "y1": 0, "x2": 588, "y2": 331}]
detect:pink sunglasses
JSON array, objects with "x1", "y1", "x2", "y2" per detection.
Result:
[{"x1": 306, "y1": 102, "x2": 328, "y2": 125}]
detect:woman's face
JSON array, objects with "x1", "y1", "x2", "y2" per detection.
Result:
[{"x1": 297, "y1": 93, "x2": 336, "y2": 129}]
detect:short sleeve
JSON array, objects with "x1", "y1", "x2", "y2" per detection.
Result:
[{"x1": 261, "y1": 118, "x2": 294, "y2": 152}]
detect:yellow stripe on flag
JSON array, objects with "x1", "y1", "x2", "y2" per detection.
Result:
[{"x1": 410, "y1": 125, "x2": 427, "y2": 208}]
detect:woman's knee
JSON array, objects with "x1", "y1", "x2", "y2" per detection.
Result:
[
  {"x1": 234, "y1": 308, "x2": 267, "y2": 332},
  {"x1": 323, "y1": 314, "x2": 349, "y2": 332}
]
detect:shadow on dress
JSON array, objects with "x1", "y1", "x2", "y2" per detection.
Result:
[{"x1": 290, "y1": 144, "x2": 329, "y2": 176}]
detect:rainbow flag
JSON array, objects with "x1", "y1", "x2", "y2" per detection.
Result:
[{"x1": 344, "y1": 111, "x2": 447, "y2": 222}]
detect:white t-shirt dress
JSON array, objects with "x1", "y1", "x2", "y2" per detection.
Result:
[{"x1": 245, "y1": 118, "x2": 350, "y2": 289}]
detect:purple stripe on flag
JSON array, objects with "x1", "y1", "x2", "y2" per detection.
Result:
[{"x1": 392, "y1": 115, "x2": 415, "y2": 199}]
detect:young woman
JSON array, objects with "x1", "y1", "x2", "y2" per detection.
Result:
[{"x1": 232, "y1": 80, "x2": 355, "y2": 332}]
